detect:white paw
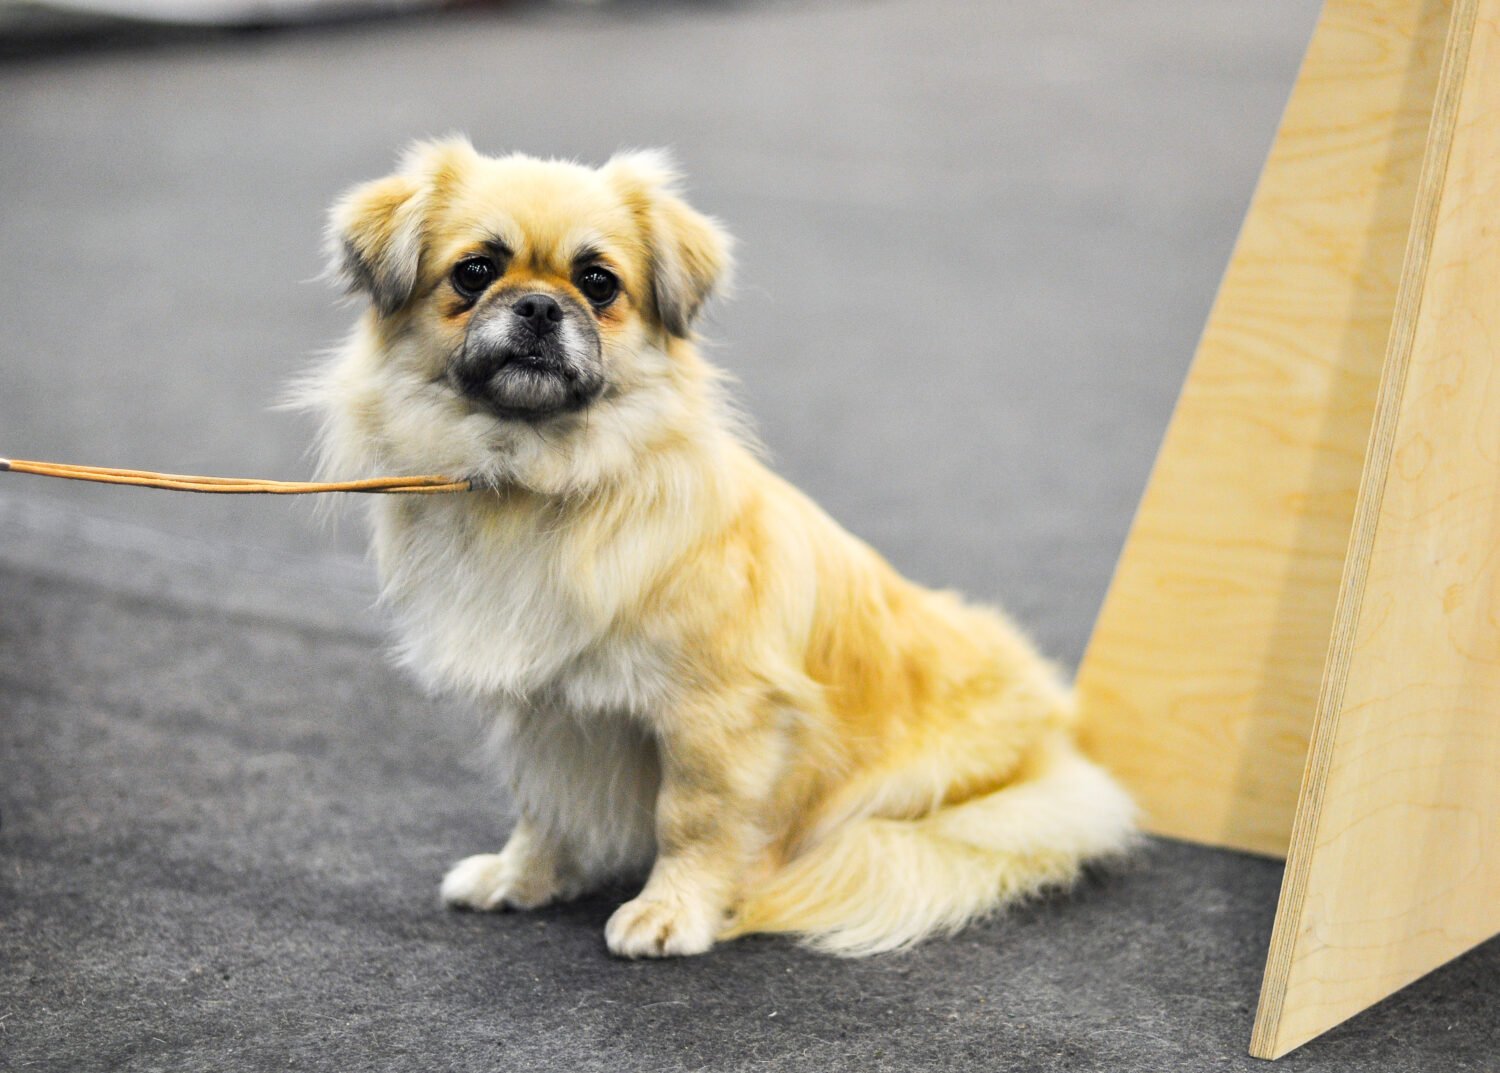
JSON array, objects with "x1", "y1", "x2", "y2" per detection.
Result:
[
  {"x1": 440, "y1": 851, "x2": 563, "y2": 911},
  {"x1": 605, "y1": 893, "x2": 718, "y2": 958}
]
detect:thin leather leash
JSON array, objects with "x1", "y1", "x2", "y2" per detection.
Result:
[{"x1": 0, "y1": 457, "x2": 471, "y2": 495}]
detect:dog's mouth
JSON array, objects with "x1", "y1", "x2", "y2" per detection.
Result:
[
  {"x1": 448, "y1": 290, "x2": 608, "y2": 420},
  {"x1": 451, "y1": 331, "x2": 605, "y2": 420}
]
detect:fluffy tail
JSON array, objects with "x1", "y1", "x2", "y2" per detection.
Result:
[{"x1": 727, "y1": 734, "x2": 1137, "y2": 955}]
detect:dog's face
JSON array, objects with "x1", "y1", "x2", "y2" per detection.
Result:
[{"x1": 321, "y1": 140, "x2": 732, "y2": 485}]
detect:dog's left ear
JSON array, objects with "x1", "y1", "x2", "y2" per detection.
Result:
[
  {"x1": 325, "y1": 138, "x2": 478, "y2": 315},
  {"x1": 326, "y1": 171, "x2": 428, "y2": 316},
  {"x1": 605, "y1": 150, "x2": 733, "y2": 339}
]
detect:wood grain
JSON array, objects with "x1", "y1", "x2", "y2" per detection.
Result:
[
  {"x1": 1252, "y1": 0, "x2": 1500, "y2": 1055},
  {"x1": 1076, "y1": 0, "x2": 1453, "y2": 856}
]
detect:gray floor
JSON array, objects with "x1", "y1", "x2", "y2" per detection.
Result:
[{"x1": 2, "y1": 2, "x2": 1496, "y2": 1069}]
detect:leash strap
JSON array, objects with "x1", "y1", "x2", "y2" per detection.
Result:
[{"x1": 0, "y1": 457, "x2": 470, "y2": 495}]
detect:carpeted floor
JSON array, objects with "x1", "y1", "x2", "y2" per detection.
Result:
[
  {"x1": 1, "y1": 2, "x2": 1496, "y2": 1069},
  {"x1": 3, "y1": 561, "x2": 1497, "y2": 1072}
]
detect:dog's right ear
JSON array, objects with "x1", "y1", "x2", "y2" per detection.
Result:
[
  {"x1": 603, "y1": 149, "x2": 733, "y2": 340},
  {"x1": 326, "y1": 172, "x2": 427, "y2": 316}
]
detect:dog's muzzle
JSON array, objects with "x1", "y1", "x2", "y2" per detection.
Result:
[{"x1": 452, "y1": 291, "x2": 605, "y2": 419}]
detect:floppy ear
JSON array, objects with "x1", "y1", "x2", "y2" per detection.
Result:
[
  {"x1": 605, "y1": 150, "x2": 733, "y2": 339},
  {"x1": 326, "y1": 170, "x2": 428, "y2": 316}
]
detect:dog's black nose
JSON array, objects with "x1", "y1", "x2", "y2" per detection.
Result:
[{"x1": 513, "y1": 293, "x2": 564, "y2": 337}]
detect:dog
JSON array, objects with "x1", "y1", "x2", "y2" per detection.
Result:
[{"x1": 299, "y1": 137, "x2": 1135, "y2": 958}]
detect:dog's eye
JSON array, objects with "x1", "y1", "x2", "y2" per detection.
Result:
[
  {"x1": 575, "y1": 266, "x2": 620, "y2": 308},
  {"x1": 452, "y1": 257, "x2": 498, "y2": 300}
]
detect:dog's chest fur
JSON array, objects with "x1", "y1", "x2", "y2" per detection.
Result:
[{"x1": 370, "y1": 493, "x2": 675, "y2": 716}]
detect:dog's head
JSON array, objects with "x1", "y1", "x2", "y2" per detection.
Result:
[{"x1": 317, "y1": 139, "x2": 733, "y2": 488}]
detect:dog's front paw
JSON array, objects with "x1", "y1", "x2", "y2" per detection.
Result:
[
  {"x1": 605, "y1": 893, "x2": 719, "y2": 958},
  {"x1": 441, "y1": 851, "x2": 566, "y2": 912}
]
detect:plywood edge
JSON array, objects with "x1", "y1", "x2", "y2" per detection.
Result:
[{"x1": 1248, "y1": 0, "x2": 1480, "y2": 1057}]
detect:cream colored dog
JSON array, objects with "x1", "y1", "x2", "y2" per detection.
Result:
[{"x1": 301, "y1": 137, "x2": 1135, "y2": 958}]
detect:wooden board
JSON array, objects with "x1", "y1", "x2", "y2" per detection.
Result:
[
  {"x1": 1076, "y1": 0, "x2": 1454, "y2": 856},
  {"x1": 1251, "y1": 0, "x2": 1500, "y2": 1055}
]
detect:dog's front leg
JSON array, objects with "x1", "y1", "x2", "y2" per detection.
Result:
[
  {"x1": 605, "y1": 691, "x2": 779, "y2": 958},
  {"x1": 441, "y1": 818, "x2": 583, "y2": 911}
]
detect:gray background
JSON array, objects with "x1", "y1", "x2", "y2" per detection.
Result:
[{"x1": 2, "y1": 2, "x2": 1496, "y2": 1070}]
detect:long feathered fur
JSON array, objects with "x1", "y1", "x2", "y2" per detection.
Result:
[
  {"x1": 727, "y1": 732, "x2": 1137, "y2": 954},
  {"x1": 301, "y1": 138, "x2": 1136, "y2": 958}
]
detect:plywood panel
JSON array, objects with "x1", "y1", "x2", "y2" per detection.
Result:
[
  {"x1": 1076, "y1": 0, "x2": 1453, "y2": 856},
  {"x1": 1252, "y1": 0, "x2": 1500, "y2": 1055}
]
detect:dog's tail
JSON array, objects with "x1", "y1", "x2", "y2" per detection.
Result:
[{"x1": 726, "y1": 733, "x2": 1136, "y2": 955}]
